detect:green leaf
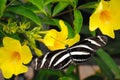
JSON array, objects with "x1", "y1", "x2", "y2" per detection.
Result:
[
  {"x1": 73, "y1": 10, "x2": 83, "y2": 34},
  {"x1": 7, "y1": 6, "x2": 41, "y2": 25},
  {"x1": 44, "y1": 0, "x2": 57, "y2": 5},
  {"x1": 0, "y1": 0, "x2": 7, "y2": 17},
  {"x1": 66, "y1": 64, "x2": 76, "y2": 75},
  {"x1": 84, "y1": 75, "x2": 103, "y2": 80},
  {"x1": 97, "y1": 49, "x2": 120, "y2": 79},
  {"x1": 94, "y1": 57, "x2": 115, "y2": 80},
  {"x1": 52, "y1": 2, "x2": 69, "y2": 16},
  {"x1": 77, "y1": 2, "x2": 99, "y2": 9},
  {"x1": 70, "y1": 0, "x2": 78, "y2": 8},
  {"x1": 59, "y1": 76, "x2": 73, "y2": 80},
  {"x1": 34, "y1": 69, "x2": 63, "y2": 80},
  {"x1": 90, "y1": 31, "x2": 96, "y2": 36},
  {"x1": 64, "y1": 21, "x2": 75, "y2": 38},
  {"x1": 24, "y1": 5, "x2": 42, "y2": 13},
  {"x1": 28, "y1": 0, "x2": 46, "y2": 15},
  {"x1": 42, "y1": 19, "x2": 59, "y2": 26},
  {"x1": 45, "y1": 4, "x2": 52, "y2": 16}
]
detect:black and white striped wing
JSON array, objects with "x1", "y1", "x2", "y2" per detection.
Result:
[
  {"x1": 69, "y1": 35, "x2": 108, "y2": 64},
  {"x1": 32, "y1": 35, "x2": 107, "y2": 70},
  {"x1": 34, "y1": 49, "x2": 71, "y2": 70}
]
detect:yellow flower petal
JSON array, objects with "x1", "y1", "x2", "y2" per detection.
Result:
[
  {"x1": 0, "y1": 48, "x2": 12, "y2": 64},
  {"x1": 110, "y1": 0, "x2": 120, "y2": 11},
  {"x1": 3, "y1": 37, "x2": 21, "y2": 52},
  {"x1": 1, "y1": 62, "x2": 28, "y2": 78},
  {"x1": 89, "y1": 0, "x2": 120, "y2": 38},
  {"x1": 14, "y1": 64, "x2": 28, "y2": 75},
  {"x1": 48, "y1": 40, "x2": 66, "y2": 51},
  {"x1": 65, "y1": 34, "x2": 80, "y2": 47},
  {"x1": 0, "y1": 37, "x2": 32, "y2": 79},
  {"x1": 112, "y1": 14, "x2": 120, "y2": 30},
  {"x1": 21, "y1": 45, "x2": 32, "y2": 64},
  {"x1": 39, "y1": 22, "x2": 68, "y2": 50},
  {"x1": 1, "y1": 61, "x2": 20, "y2": 78},
  {"x1": 59, "y1": 20, "x2": 68, "y2": 40},
  {"x1": 1, "y1": 63, "x2": 13, "y2": 79},
  {"x1": 99, "y1": 24, "x2": 114, "y2": 38},
  {"x1": 47, "y1": 34, "x2": 80, "y2": 50},
  {"x1": 39, "y1": 20, "x2": 80, "y2": 51},
  {"x1": 41, "y1": 30, "x2": 57, "y2": 46},
  {"x1": 89, "y1": 12, "x2": 100, "y2": 31}
]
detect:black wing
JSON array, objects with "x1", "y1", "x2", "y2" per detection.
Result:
[
  {"x1": 32, "y1": 35, "x2": 108, "y2": 70},
  {"x1": 33, "y1": 49, "x2": 71, "y2": 70},
  {"x1": 69, "y1": 35, "x2": 108, "y2": 64}
]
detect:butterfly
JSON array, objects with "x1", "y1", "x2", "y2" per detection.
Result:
[{"x1": 32, "y1": 35, "x2": 107, "y2": 70}]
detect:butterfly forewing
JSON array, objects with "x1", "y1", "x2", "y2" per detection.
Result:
[
  {"x1": 32, "y1": 35, "x2": 107, "y2": 70},
  {"x1": 70, "y1": 47, "x2": 94, "y2": 63},
  {"x1": 70, "y1": 35, "x2": 107, "y2": 64}
]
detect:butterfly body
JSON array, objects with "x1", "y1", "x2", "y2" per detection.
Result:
[{"x1": 33, "y1": 35, "x2": 108, "y2": 70}]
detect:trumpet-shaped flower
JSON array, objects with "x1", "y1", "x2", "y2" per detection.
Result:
[
  {"x1": 0, "y1": 37, "x2": 32, "y2": 79},
  {"x1": 39, "y1": 20, "x2": 80, "y2": 51},
  {"x1": 90, "y1": 0, "x2": 120, "y2": 38}
]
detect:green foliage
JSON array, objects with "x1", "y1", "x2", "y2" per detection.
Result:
[
  {"x1": 52, "y1": 2, "x2": 69, "y2": 16},
  {"x1": 7, "y1": 5, "x2": 42, "y2": 25},
  {"x1": 73, "y1": 9, "x2": 83, "y2": 34},
  {"x1": 34, "y1": 65, "x2": 79, "y2": 80},
  {"x1": 94, "y1": 57, "x2": 115, "y2": 80},
  {"x1": 0, "y1": 0, "x2": 120, "y2": 80},
  {"x1": 0, "y1": 0, "x2": 7, "y2": 17},
  {"x1": 97, "y1": 49, "x2": 120, "y2": 79},
  {"x1": 29, "y1": 0, "x2": 47, "y2": 15}
]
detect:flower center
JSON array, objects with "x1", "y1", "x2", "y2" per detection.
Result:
[
  {"x1": 100, "y1": 10, "x2": 111, "y2": 24},
  {"x1": 11, "y1": 51, "x2": 21, "y2": 64}
]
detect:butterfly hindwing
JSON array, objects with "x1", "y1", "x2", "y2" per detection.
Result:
[{"x1": 34, "y1": 49, "x2": 71, "y2": 70}]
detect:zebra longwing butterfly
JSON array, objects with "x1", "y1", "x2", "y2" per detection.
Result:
[{"x1": 32, "y1": 35, "x2": 108, "y2": 70}]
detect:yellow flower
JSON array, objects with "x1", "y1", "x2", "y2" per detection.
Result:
[
  {"x1": 39, "y1": 20, "x2": 80, "y2": 51},
  {"x1": 89, "y1": 0, "x2": 120, "y2": 38},
  {"x1": 0, "y1": 37, "x2": 32, "y2": 79}
]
